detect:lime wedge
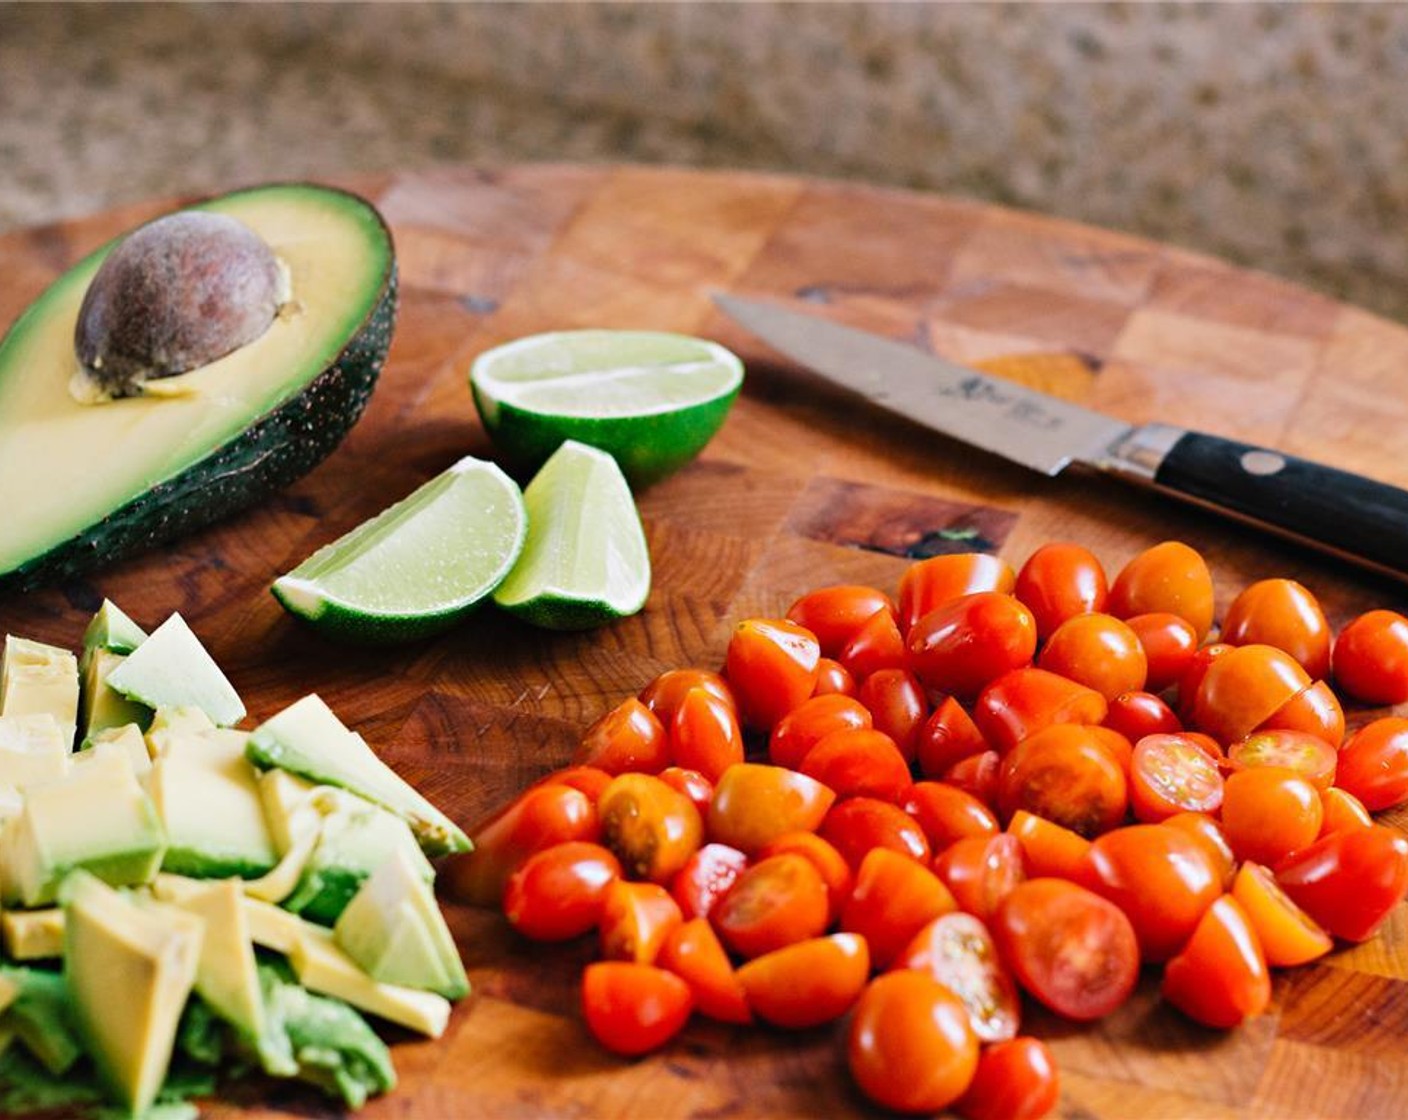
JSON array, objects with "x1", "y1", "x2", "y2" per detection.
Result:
[
  {"x1": 272, "y1": 456, "x2": 527, "y2": 642},
  {"x1": 469, "y1": 330, "x2": 743, "y2": 487},
  {"x1": 492, "y1": 440, "x2": 650, "y2": 630}
]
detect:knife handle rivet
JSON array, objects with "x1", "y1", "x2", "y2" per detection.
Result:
[{"x1": 1241, "y1": 450, "x2": 1287, "y2": 476}]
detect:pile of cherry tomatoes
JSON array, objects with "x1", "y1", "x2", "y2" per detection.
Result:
[{"x1": 444, "y1": 540, "x2": 1408, "y2": 1118}]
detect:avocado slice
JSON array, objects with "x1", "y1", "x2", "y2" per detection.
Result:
[{"x1": 0, "y1": 183, "x2": 396, "y2": 592}]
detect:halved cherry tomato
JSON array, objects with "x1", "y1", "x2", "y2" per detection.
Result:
[
  {"x1": 856, "y1": 668, "x2": 929, "y2": 763},
  {"x1": 658, "y1": 766, "x2": 714, "y2": 818},
  {"x1": 1191, "y1": 643, "x2": 1312, "y2": 745},
  {"x1": 638, "y1": 667, "x2": 735, "y2": 726},
  {"x1": 657, "y1": 918, "x2": 752, "y2": 1024},
  {"x1": 943, "y1": 750, "x2": 1002, "y2": 810},
  {"x1": 992, "y1": 878, "x2": 1139, "y2": 1021},
  {"x1": 1223, "y1": 578, "x2": 1332, "y2": 679},
  {"x1": 707, "y1": 764, "x2": 836, "y2": 854},
  {"x1": 758, "y1": 831, "x2": 854, "y2": 923},
  {"x1": 903, "y1": 782, "x2": 999, "y2": 852},
  {"x1": 668, "y1": 842, "x2": 748, "y2": 920},
  {"x1": 670, "y1": 687, "x2": 744, "y2": 782},
  {"x1": 573, "y1": 697, "x2": 670, "y2": 775},
  {"x1": 907, "y1": 592, "x2": 1038, "y2": 698},
  {"x1": 840, "y1": 847, "x2": 958, "y2": 968},
  {"x1": 711, "y1": 852, "x2": 830, "y2": 958},
  {"x1": 1006, "y1": 810, "x2": 1092, "y2": 881},
  {"x1": 917, "y1": 696, "x2": 990, "y2": 778},
  {"x1": 933, "y1": 833, "x2": 1027, "y2": 923},
  {"x1": 598, "y1": 773, "x2": 704, "y2": 883},
  {"x1": 812, "y1": 657, "x2": 856, "y2": 697},
  {"x1": 1038, "y1": 613, "x2": 1148, "y2": 702},
  {"x1": 768, "y1": 693, "x2": 872, "y2": 770},
  {"x1": 725, "y1": 617, "x2": 821, "y2": 730},
  {"x1": 1129, "y1": 733, "x2": 1225, "y2": 822},
  {"x1": 1107, "y1": 540, "x2": 1215, "y2": 641},
  {"x1": 820, "y1": 796, "x2": 932, "y2": 870},
  {"x1": 502, "y1": 841, "x2": 622, "y2": 941},
  {"x1": 800, "y1": 727, "x2": 912, "y2": 803},
  {"x1": 973, "y1": 667, "x2": 1108, "y2": 754},
  {"x1": 1335, "y1": 717, "x2": 1408, "y2": 810},
  {"x1": 1319, "y1": 787, "x2": 1374, "y2": 837},
  {"x1": 1221, "y1": 766, "x2": 1323, "y2": 867},
  {"x1": 581, "y1": 961, "x2": 693, "y2": 1057},
  {"x1": 1227, "y1": 728, "x2": 1337, "y2": 790},
  {"x1": 847, "y1": 971, "x2": 980, "y2": 1114},
  {"x1": 997, "y1": 724, "x2": 1128, "y2": 837},
  {"x1": 1275, "y1": 824, "x2": 1408, "y2": 942},
  {"x1": 1161, "y1": 896, "x2": 1270, "y2": 1029},
  {"x1": 737, "y1": 933, "x2": 870, "y2": 1029},
  {"x1": 899, "y1": 552, "x2": 1016, "y2": 634},
  {"x1": 955, "y1": 1037, "x2": 1059, "y2": 1120},
  {"x1": 1231, "y1": 861, "x2": 1333, "y2": 967},
  {"x1": 1332, "y1": 609, "x2": 1408, "y2": 705},
  {"x1": 1176, "y1": 642, "x2": 1234, "y2": 718},
  {"x1": 1125, "y1": 612, "x2": 1199, "y2": 694},
  {"x1": 599, "y1": 881, "x2": 684, "y2": 963},
  {"x1": 893, "y1": 912, "x2": 1021, "y2": 1043},
  {"x1": 1103, "y1": 690, "x2": 1182, "y2": 743},
  {"x1": 786, "y1": 584, "x2": 895, "y2": 657},
  {"x1": 1014, "y1": 542, "x2": 1108, "y2": 641},
  {"x1": 1261, "y1": 679, "x2": 1345, "y2": 748},
  {"x1": 528, "y1": 765, "x2": 614, "y2": 803},
  {"x1": 838, "y1": 607, "x2": 907, "y2": 680}
]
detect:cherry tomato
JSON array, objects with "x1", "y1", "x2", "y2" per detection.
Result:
[
  {"x1": 1176, "y1": 642, "x2": 1234, "y2": 718},
  {"x1": 725, "y1": 617, "x2": 821, "y2": 730},
  {"x1": 658, "y1": 766, "x2": 713, "y2": 818},
  {"x1": 1275, "y1": 824, "x2": 1408, "y2": 942},
  {"x1": 933, "y1": 833, "x2": 1027, "y2": 923},
  {"x1": 638, "y1": 667, "x2": 735, "y2": 727},
  {"x1": 670, "y1": 687, "x2": 744, "y2": 782},
  {"x1": 768, "y1": 693, "x2": 872, "y2": 770},
  {"x1": 502, "y1": 841, "x2": 622, "y2": 941},
  {"x1": 1103, "y1": 690, "x2": 1182, "y2": 743},
  {"x1": 1336, "y1": 717, "x2": 1408, "y2": 810},
  {"x1": 955, "y1": 1037, "x2": 1059, "y2": 1120},
  {"x1": 1081, "y1": 823, "x2": 1222, "y2": 961},
  {"x1": 847, "y1": 971, "x2": 980, "y2": 1114},
  {"x1": 1261, "y1": 679, "x2": 1345, "y2": 748},
  {"x1": 1086, "y1": 725, "x2": 1135, "y2": 775},
  {"x1": 973, "y1": 667, "x2": 1108, "y2": 754},
  {"x1": 899, "y1": 552, "x2": 1016, "y2": 634},
  {"x1": 907, "y1": 592, "x2": 1037, "y2": 698},
  {"x1": 581, "y1": 961, "x2": 693, "y2": 1057},
  {"x1": 800, "y1": 727, "x2": 913, "y2": 803},
  {"x1": 599, "y1": 880, "x2": 684, "y2": 964},
  {"x1": 711, "y1": 852, "x2": 830, "y2": 958},
  {"x1": 668, "y1": 842, "x2": 748, "y2": 920},
  {"x1": 1161, "y1": 895, "x2": 1269, "y2": 1029},
  {"x1": 737, "y1": 933, "x2": 870, "y2": 1029},
  {"x1": 786, "y1": 584, "x2": 894, "y2": 657},
  {"x1": 819, "y1": 796, "x2": 932, "y2": 870},
  {"x1": 838, "y1": 607, "x2": 907, "y2": 680},
  {"x1": 573, "y1": 697, "x2": 670, "y2": 775},
  {"x1": 758, "y1": 830, "x2": 854, "y2": 924},
  {"x1": 903, "y1": 782, "x2": 999, "y2": 852},
  {"x1": 1332, "y1": 609, "x2": 1408, "y2": 705},
  {"x1": 840, "y1": 847, "x2": 958, "y2": 968},
  {"x1": 992, "y1": 878, "x2": 1139, "y2": 1021},
  {"x1": 1221, "y1": 766, "x2": 1323, "y2": 867},
  {"x1": 598, "y1": 773, "x2": 704, "y2": 884},
  {"x1": 1129, "y1": 733, "x2": 1225, "y2": 822},
  {"x1": 1231, "y1": 861, "x2": 1333, "y2": 967},
  {"x1": 1038, "y1": 613, "x2": 1148, "y2": 701},
  {"x1": 1191, "y1": 643, "x2": 1311, "y2": 745},
  {"x1": 917, "y1": 696, "x2": 990, "y2": 778},
  {"x1": 707, "y1": 764, "x2": 836, "y2": 854},
  {"x1": 1164, "y1": 811, "x2": 1237, "y2": 888},
  {"x1": 893, "y1": 912, "x2": 1021, "y2": 1044},
  {"x1": 1014, "y1": 541, "x2": 1108, "y2": 641},
  {"x1": 657, "y1": 918, "x2": 751, "y2": 1024},
  {"x1": 1222, "y1": 578, "x2": 1331, "y2": 679},
  {"x1": 997, "y1": 725, "x2": 1128, "y2": 837},
  {"x1": 812, "y1": 657, "x2": 856, "y2": 697},
  {"x1": 1107, "y1": 540, "x2": 1215, "y2": 641},
  {"x1": 1125, "y1": 612, "x2": 1200, "y2": 695},
  {"x1": 856, "y1": 667, "x2": 928, "y2": 763},
  {"x1": 1319, "y1": 786, "x2": 1374, "y2": 837},
  {"x1": 943, "y1": 750, "x2": 1002, "y2": 810},
  {"x1": 1228, "y1": 728, "x2": 1337, "y2": 790},
  {"x1": 527, "y1": 765, "x2": 614, "y2": 803},
  {"x1": 1006, "y1": 810, "x2": 1092, "y2": 880}
]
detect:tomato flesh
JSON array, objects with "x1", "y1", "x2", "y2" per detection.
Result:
[{"x1": 894, "y1": 911, "x2": 1021, "y2": 1043}]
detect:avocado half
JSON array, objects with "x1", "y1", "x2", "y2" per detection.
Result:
[{"x1": 0, "y1": 183, "x2": 396, "y2": 592}]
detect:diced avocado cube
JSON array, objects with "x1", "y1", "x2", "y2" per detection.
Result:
[
  {"x1": 80, "y1": 599, "x2": 148, "y2": 668},
  {"x1": 105, "y1": 615, "x2": 244, "y2": 728},
  {"x1": 1, "y1": 637, "x2": 79, "y2": 749},
  {"x1": 0, "y1": 714, "x2": 70, "y2": 789},
  {"x1": 1, "y1": 908, "x2": 64, "y2": 961},
  {"x1": 80, "y1": 647, "x2": 152, "y2": 741},
  {"x1": 0, "y1": 781, "x2": 20, "y2": 822},
  {"x1": 78, "y1": 723, "x2": 152, "y2": 777}
]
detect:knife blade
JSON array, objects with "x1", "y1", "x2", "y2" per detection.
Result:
[{"x1": 714, "y1": 293, "x2": 1408, "y2": 582}]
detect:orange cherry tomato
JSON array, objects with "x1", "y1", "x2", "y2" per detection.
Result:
[
  {"x1": 1227, "y1": 728, "x2": 1337, "y2": 790},
  {"x1": 707, "y1": 764, "x2": 836, "y2": 854},
  {"x1": 1319, "y1": 786, "x2": 1373, "y2": 837},
  {"x1": 997, "y1": 724, "x2": 1128, "y2": 837},
  {"x1": 1014, "y1": 541, "x2": 1108, "y2": 641},
  {"x1": 856, "y1": 667, "x2": 929, "y2": 763},
  {"x1": 737, "y1": 933, "x2": 870, "y2": 1029},
  {"x1": 955, "y1": 1036, "x2": 1060, "y2": 1120},
  {"x1": 1231, "y1": 861, "x2": 1333, "y2": 967},
  {"x1": 668, "y1": 842, "x2": 748, "y2": 920},
  {"x1": 1087, "y1": 725, "x2": 1135, "y2": 774},
  {"x1": 933, "y1": 834, "x2": 1027, "y2": 923},
  {"x1": 599, "y1": 880, "x2": 684, "y2": 964},
  {"x1": 1103, "y1": 690, "x2": 1182, "y2": 744},
  {"x1": 711, "y1": 852, "x2": 830, "y2": 959},
  {"x1": 1191, "y1": 643, "x2": 1312, "y2": 745},
  {"x1": 1260, "y1": 679, "x2": 1345, "y2": 748},
  {"x1": 598, "y1": 773, "x2": 704, "y2": 884},
  {"x1": 768, "y1": 693, "x2": 872, "y2": 770},
  {"x1": 1038, "y1": 613, "x2": 1148, "y2": 702},
  {"x1": 581, "y1": 961, "x2": 693, "y2": 1057},
  {"x1": 1222, "y1": 578, "x2": 1332, "y2": 679},
  {"x1": 1129, "y1": 733, "x2": 1225, "y2": 822},
  {"x1": 1107, "y1": 540, "x2": 1215, "y2": 641},
  {"x1": 907, "y1": 592, "x2": 1038, "y2": 698},
  {"x1": 1221, "y1": 766, "x2": 1323, "y2": 867},
  {"x1": 1125, "y1": 612, "x2": 1199, "y2": 693},
  {"x1": 820, "y1": 796, "x2": 932, "y2": 870},
  {"x1": 1332, "y1": 609, "x2": 1408, "y2": 705},
  {"x1": 725, "y1": 617, "x2": 821, "y2": 730},
  {"x1": 658, "y1": 766, "x2": 713, "y2": 818},
  {"x1": 893, "y1": 912, "x2": 1021, "y2": 1044},
  {"x1": 917, "y1": 696, "x2": 991, "y2": 779},
  {"x1": 758, "y1": 830, "x2": 854, "y2": 924},
  {"x1": 573, "y1": 697, "x2": 670, "y2": 775},
  {"x1": 1164, "y1": 811, "x2": 1236, "y2": 889},
  {"x1": 973, "y1": 667, "x2": 1108, "y2": 754},
  {"x1": 1006, "y1": 810, "x2": 1092, "y2": 881},
  {"x1": 638, "y1": 667, "x2": 735, "y2": 727},
  {"x1": 670, "y1": 687, "x2": 744, "y2": 782},
  {"x1": 812, "y1": 657, "x2": 856, "y2": 697},
  {"x1": 840, "y1": 847, "x2": 958, "y2": 968},
  {"x1": 943, "y1": 750, "x2": 1002, "y2": 811},
  {"x1": 1335, "y1": 717, "x2": 1408, "y2": 810},
  {"x1": 786, "y1": 584, "x2": 895, "y2": 657},
  {"x1": 800, "y1": 727, "x2": 913, "y2": 803},
  {"x1": 899, "y1": 552, "x2": 1016, "y2": 634},
  {"x1": 527, "y1": 765, "x2": 614, "y2": 803},
  {"x1": 502, "y1": 841, "x2": 622, "y2": 941},
  {"x1": 992, "y1": 878, "x2": 1139, "y2": 1021},
  {"x1": 903, "y1": 781, "x2": 999, "y2": 852},
  {"x1": 1176, "y1": 642, "x2": 1234, "y2": 718},
  {"x1": 657, "y1": 917, "x2": 752, "y2": 1024},
  {"x1": 1161, "y1": 896, "x2": 1270, "y2": 1029},
  {"x1": 847, "y1": 971, "x2": 980, "y2": 1114},
  {"x1": 838, "y1": 607, "x2": 907, "y2": 680},
  {"x1": 1275, "y1": 824, "x2": 1408, "y2": 942}
]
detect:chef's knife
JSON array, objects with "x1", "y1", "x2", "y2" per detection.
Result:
[{"x1": 714, "y1": 293, "x2": 1408, "y2": 582}]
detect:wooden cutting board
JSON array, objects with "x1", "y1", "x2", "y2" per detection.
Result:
[{"x1": 3, "y1": 164, "x2": 1407, "y2": 1118}]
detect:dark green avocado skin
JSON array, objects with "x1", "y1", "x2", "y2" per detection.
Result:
[{"x1": 0, "y1": 271, "x2": 397, "y2": 594}]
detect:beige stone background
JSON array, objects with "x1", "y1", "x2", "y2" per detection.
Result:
[{"x1": 3, "y1": 2, "x2": 1406, "y2": 321}]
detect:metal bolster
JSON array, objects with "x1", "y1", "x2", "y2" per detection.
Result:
[{"x1": 1098, "y1": 423, "x2": 1188, "y2": 483}]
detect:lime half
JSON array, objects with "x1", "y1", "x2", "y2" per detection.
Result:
[
  {"x1": 469, "y1": 330, "x2": 743, "y2": 487},
  {"x1": 492, "y1": 440, "x2": 651, "y2": 630},
  {"x1": 272, "y1": 456, "x2": 527, "y2": 642}
]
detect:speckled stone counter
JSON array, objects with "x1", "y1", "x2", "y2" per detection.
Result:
[{"x1": 3, "y1": 3, "x2": 1406, "y2": 320}]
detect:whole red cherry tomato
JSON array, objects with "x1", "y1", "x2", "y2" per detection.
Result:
[
  {"x1": 838, "y1": 608, "x2": 907, "y2": 680},
  {"x1": 933, "y1": 833, "x2": 1027, "y2": 923},
  {"x1": 840, "y1": 847, "x2": 958, "y2": 968},
  {"x1": 1221, "y1": 766, "x2": 1322, "y2": 867},
  {"x1": 1038, "y1": 613, "x2": 1148, "y2": 702},
  {"x1": 638, "y1": 668, "x2": 735, "y2": 726},
  {"x1": 1335, "y1": 717, "x2": 1408, "y2": 810},
  {"x1": 658, "y1": 766, "x2": 714, "y2": 818},
  {"x1": 1161, "y1": 895, "x2": 1270, "y2": 1029},
  {"x1": 1103, "y1": 690, "x2": 1182, "y2": 744},
  {"x1": 997, "y1": 724, "x2": 1128, "y2": 837},
  {"x1": 1164, "y1": 811, "x2": 1236, "y2": 888},
  {"x1": 917, "y1": 696, "x2": 990, "y2": 778},
  {"x1": 1125, "y1": 612, "x2": 1199, "y2": 693},
  {"x1": 1107, "y1": 541, "x2": 1215, "y2": 641},
  {"x1": 1191, "y1": 643, "x2": 1311, "y2": 745},
  {"x1": 707, "y1": 764, "x2": 836, "y2": 854},
  {"x1": 812, "y1": 657, "x2": 856, "y2": 696},
  {"x1": 903, "y1": 781, "x2": 999, "y2": 852},
  {"x1": 1129, "y1": 733, "x2": 1225, "y2": 822},
  {"x1": 737, "y1": 933, "x2": 870, "y2": 1029},
  {"x1": 1332, "y1": 609, "x2": 1408, "y2": 705},
  {"x1": 894, "y1": 912, "x2": 1022, "y2": 1044},
  {"x1": 1014, "y1": 541, "x2": 1108, "y2": 641},
  {"x1": 799, "y1": 727, "x2": 913, "y2": 803},
  {"x1": 1261, "y1": 680, "x2": 1345, "y2": 748},
  {"x1": 1222, "y1": 578, "x2": 1332, "y2": 679},
  {"x1": 899, "y1": 552, "x2": 1016, "y2": 634},
  {"x1": 786, "y1": 584, "x2": 894, "y2": 657},
  {"x1": 574, "y1": 697, "x2": 670, "y2": 774},
  {"x1": 657, "y1": 918, "x2": 751, "y2": 1024},
  {"x1": 1176, "y1": 642, "x2": 1234, "y2": 718},
  {"x1": 725, "y1": 618, "x2": 821, "y2": 730},
  {"x1": 973, "y1": 668, "x2": 1108, "y2": 754},
  {"x1": 1227, "y1": 728, "x2": 1337, "y2": 790},
  {"x1": 711, "y1": 852, "x2": 830, "y2": 958},
  {"x1": 582, "y1": 962, "x2": 693, "y2": 1056},
  {"x1": 527, "y1": 765, "x2": 614, "y2": 803},
  {"x1": 907, "y1": 592, "x2": 1038, "y2": 698},
  {"x1": 820, "y1": 797, "x2": 932, "y2": 870},
  {"x1": 943, "y1": 750, "x2": 1003, "y2": 810},
  {"x1": 955, "y1": 1037, "x2": 1059, "y2": 1120},
  {"x1": 669, "y1": 842, "x2": 749, "y2": 920},
  {"x1": 503, "y1": 841, "x2": 622, "y2": 941},
  {"x1": 598, "y1": 773, "x2": 704, "y2": 883},
  {"x1": 670, "y1": 687, "x2": 744, "y2": 781},
  {"x1": 1275, "y1": 824, "x2": 1408, "y2": 942},
  {"x1": 856, "y1": 668, "x2": 929, "y2": 763},
  {"x1": 768, "y1": 693, "x2": 872, "y2": 770}
]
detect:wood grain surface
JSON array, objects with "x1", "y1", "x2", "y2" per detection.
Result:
[{"x1": 3, "y1": 164, "x2": 1408, "y2": 1118}]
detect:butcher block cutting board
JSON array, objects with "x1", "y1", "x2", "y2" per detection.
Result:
[{"x1": 3, "y1": 164, "x2": 1408, "y2": 1118}]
